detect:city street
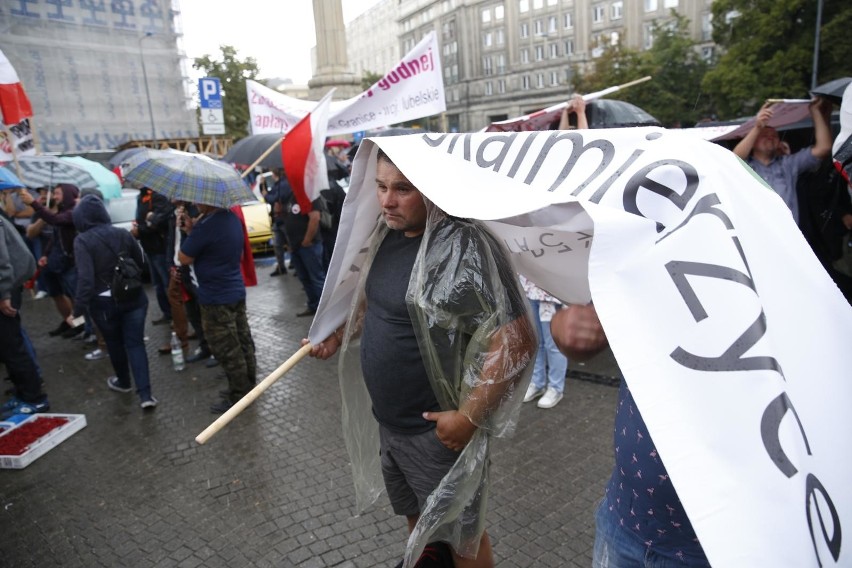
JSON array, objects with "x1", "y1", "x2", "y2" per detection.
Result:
[{"x1": 0, "y1": 259, "x2": 622, "y2": 567}]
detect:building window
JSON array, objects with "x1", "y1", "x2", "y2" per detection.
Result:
[
  {"x1": 519, "y1": 0, "x2": 529, "y2": 13},
  {"x1": 483, "y1": 56, "x2": 493, "y2": 75},
  {"x1": 550, "y1": 43, "x2": 559, "y2": 58},
  {"x1": 522, "y1": 75, "x2": 531, "y2": 90},
  {"x1": 701, "y1": 13, "x2": 712, "y2": 41},
  {"x1": 536, "y1": 73, "x2": 544, "y2": 88},
  {"x1": 521, "y1": 48, "x2": 530, "y2": 63},
  {"x1": 550, "y1": 71, "x2": 559, "y2": 85},
  {"x1": 496, "y1": 53, "x2": 506, "y2": 73},
  {"x1": 564, "y1": 12, "x2": 573, "y2": 29},
  {"x1": 534, "y1": 19, "x2": 544, "y2": 35},
  {"x1": 592, "y1": 4, "x2": 605, "y2": 23},
  {"x1": 645, "y1": 0, "x2": 658, "y2": 12},
  {"x1": 498, "y1": 79, "x2": 506, "y2": 93},
  {"x1": 486, "y1": 81, "x2": 493, "y2": 95},
  {"x1": 548, "y1": 0, "x2": 557, "y2": 5},
  {"x1": 564, "y1": 38, "x2": 574, "y2": 55},
  {"x1": 482, "y1": 8, "x2": 491, "y2": 23},
  {"x1": 520, "y1": 22, "x2": 529, "y2": 38},
  {"x1": 535, "y1": 45, "x2": 544, "y2": 60},
  {"x1": 643, "y1": 23, "x2": 654, "y2": 48},
  {"x1": 611, "y1": 1, "x2": 623, "y2": 20},
  {"x1": 533, "y1": 0, "x2": 543, "y2": 9},
  {"x1": 548, "y1": 16, "x2": 558, "y2": 33},
  {"x1": 702, "y1": 46, "x2": 714, "y2": 61},
  {"x1": 664, "y1": 0, "x2": 678, "y2": 7},
  {"x1": 495, "y1": 5, "x2": 504, "y2": 19},
  {"x1": 496, "y1": 28, "x2": 505, "y2": 45}
]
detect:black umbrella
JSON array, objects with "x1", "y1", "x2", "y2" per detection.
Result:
[
  {"x1": 585, "y1": 99, "x2": 661, "y2": 128},
  {"x1": 811, "y1": 77, "x2": 852, "y2": 105},
  {"x1": 222, "y1": 134, "x2": 285, "y2": 169},
  {"x1": 108, "y1": 146, "x2": 149, "y2": 169}
]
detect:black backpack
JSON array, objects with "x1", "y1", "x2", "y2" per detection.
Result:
[{"x1": 95, "y1": 233, "x2": 144, "y2": 303}]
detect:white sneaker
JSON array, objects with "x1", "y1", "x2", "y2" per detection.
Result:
[
  {"x1": 34, "y1": 290, "x2": 48, "y2": 300},
  {"x1": 523, "y1": 383, "x2": 546, "y2": 403},
  {"x1": 537, "y1": 387, "x2": 563, "y2": 409},
  {"x1": 85, "y1": 348, "x2": 106, "y2": 361},
  {"x1": 140, "y1": 397, "x2": 158, "y2": 409}
]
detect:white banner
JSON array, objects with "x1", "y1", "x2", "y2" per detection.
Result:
[
  {"x1": 247, "y1": 32, "x2": 445, "y2": 136},
  {"x1": 0, "y1": 118, "x2": 35, "y2": 161},
  {"x1": 311, "y1": 129, "x2": 852, "y2": 567}
]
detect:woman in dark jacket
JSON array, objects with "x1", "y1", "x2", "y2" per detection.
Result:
[
  {"x1": 20, "y1": 183, "x2": 80, "y2": 336},
  {"x1": 72, "y1": 194, "x2": 157, "y2": 409}
]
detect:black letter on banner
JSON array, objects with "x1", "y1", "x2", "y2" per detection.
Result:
[
  {"x1": 523, "y1": 131, "x2": 615, "y2": 193},
  {"x1": 759, "y1": 392, "x2": 812, "y2": 478},
  {"x1": 806, "y1": 473, "x2": 842, "y2": 565},
  {"x1": 623, "y1": 160, "x2": 699, "y2": 233},
  {"x1": 587, "y1": 149, "x2": 645, "y2": 203},
  {"x1": 476, "y1": 134, "x2": 516, "y2": 172},
  {"x1": 666, "y1": 260, "x2": 783, "y2": 373},
  {"x1": 658, "y1": 193, "x2": 734, "y2": 244}
]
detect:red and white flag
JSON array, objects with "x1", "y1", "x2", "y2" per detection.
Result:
[
  {"x1": 282, "y1": 90, "x2": 334, "y2": 214},
  {"x1": 0, "y1": 49, "x2": 33, "y2": 126}
]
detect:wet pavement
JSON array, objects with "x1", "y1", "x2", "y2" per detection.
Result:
[{"x1": 0, "y1": 257, "x2": 623, "y2": 567}]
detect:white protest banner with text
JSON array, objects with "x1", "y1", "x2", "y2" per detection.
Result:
[
  {"x1": 311, "y1": 129, "x2": 851, "y2": 568},
  {"x1": 0, "y1": 118, "x2": 35, "y2": 160},
  {"x1": 247, "y1": 32, "x2": 445, "y2": 136}
]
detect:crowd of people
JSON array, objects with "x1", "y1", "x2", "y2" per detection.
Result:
[{"x1": 1, "y1": 85, "x2": 850, "y2": 567}]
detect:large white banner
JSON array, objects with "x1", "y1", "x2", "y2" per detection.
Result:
[
  {"x1": 311, "y1": 129, "x2": 852, "y2": 567},
  {"x1": 247, "y1": 32, "x2": 445, "y2": 136}
]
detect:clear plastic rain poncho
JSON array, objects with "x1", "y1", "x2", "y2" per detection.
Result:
[{"x1": 336, "y1": 201, "x2": 537, "y2": 566}]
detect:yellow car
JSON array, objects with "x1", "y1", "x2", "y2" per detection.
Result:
[{"x1": 240, "y1": 200, "x2": 273, "y2": 255}]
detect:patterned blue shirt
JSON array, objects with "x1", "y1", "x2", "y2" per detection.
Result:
[{"x1": 601, "y1": 381, "x2": 709, "y2": 565}]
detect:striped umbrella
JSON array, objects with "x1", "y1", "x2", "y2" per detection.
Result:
[
  {"x1": 123, "y1": 153, "x2": 255, "y2": 208},
  {"x1": 16, "y1": 155, "x2": 99, "y2": 190}
]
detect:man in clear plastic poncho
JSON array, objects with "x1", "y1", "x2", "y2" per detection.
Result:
[{"x1": 307, "y1": 150, "x2": 536, "y2": 567}]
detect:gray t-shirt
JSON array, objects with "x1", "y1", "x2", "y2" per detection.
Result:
[{"x1": 361, "y1": 230, "x2": 441, "y2": 434}]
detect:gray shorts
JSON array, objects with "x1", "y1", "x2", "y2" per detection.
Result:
[{"x1": 379, "y1": 424, "x2": 462, "y2": 517}]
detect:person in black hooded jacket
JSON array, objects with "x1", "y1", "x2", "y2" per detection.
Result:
[{"x1": 72, "y1": 194, "x2": 158, "y2": 410}]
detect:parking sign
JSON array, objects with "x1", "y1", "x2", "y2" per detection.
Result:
[{"x1": 199, "y1": 77, "x2": 225, "y2": 135}]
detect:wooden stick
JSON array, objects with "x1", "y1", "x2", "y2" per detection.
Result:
[
  {"x1": 239, "y1": 135, "x2": 285, "y2": 179},
  {"x1": 195, "y1": 342, "x2": 313, "y2": 444}
]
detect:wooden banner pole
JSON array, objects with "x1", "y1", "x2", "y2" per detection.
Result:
[{"x1": 195, "y1": 343, "x2": 313, "y2": 444}]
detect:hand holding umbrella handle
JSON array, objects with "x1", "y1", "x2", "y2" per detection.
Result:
[{"x1": 195, "y1": 343, "x2": 313, "y2": 445}]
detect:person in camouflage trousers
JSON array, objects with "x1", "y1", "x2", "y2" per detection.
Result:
[{"x1": 178, "y1": 204, "x2": 257, "y2": 414}]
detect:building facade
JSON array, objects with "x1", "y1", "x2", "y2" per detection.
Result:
[
  {"x1": 346, "y1": 0, "x2": 402, "y2": 84},
  {"x1": 385, "y1": 0, "x2": 713, "y2": 132},
  {"x1": 1, "y1": 0, "x2": 197, "y2": 153}
]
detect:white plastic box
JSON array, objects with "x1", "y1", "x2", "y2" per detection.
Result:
[{"x1": 0, "y1": 413, "x2": 87, "y2": 469}]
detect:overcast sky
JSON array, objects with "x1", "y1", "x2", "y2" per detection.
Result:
[{"x1": 180, "y1": 0, "x2": 383, "y2": 85}]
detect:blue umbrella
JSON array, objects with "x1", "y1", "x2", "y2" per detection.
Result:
[{"x1": 0, "y1": 166, "x2": 25, "y2": 191}]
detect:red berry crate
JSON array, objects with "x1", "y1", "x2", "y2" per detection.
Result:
[{"x1": 0, "y1": 413, "x2": 87, "y2": 469}]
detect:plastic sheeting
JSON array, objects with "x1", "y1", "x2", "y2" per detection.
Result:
[{"x1": 336, "y1": 201, "x2": 536, "y2": 566}]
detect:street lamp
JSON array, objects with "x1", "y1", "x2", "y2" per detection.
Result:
[{"x1": 138, "y1": 31, "x2": 157, "y2": 144}]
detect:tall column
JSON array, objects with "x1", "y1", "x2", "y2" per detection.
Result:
[{"x1": 309, "y1": 0, "x2": 361, "y2": 100}]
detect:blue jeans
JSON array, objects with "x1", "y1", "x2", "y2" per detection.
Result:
[
  {"x1": 90, "y1": 293, "x2": 153, "y2": 400},
  {"x1": 593, "y1": 500, "x2": 711, "y2": 568},
  {"x1": 529, "y1": 300, "x2": 568, "y2": 393},
  {"x1": 291, "y1": 242, "x2": 326, "y2": 311},
  {"x1": 147, "y1": 252, "x2": 171, "y2": 319}
]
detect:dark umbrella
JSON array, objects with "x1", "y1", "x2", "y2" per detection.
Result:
[
  {"x1": 222, "y1": 134, "x2": 284, "y2": 169},
  {"x1": 811, "y1": 77, "x2": 852, "y2": 105},
  {"x1": 108, "y1": 147, "x2": 149, "y2": 169},
  {"x1": 484, "y1": 99, "x2": 660, "y2": 132}
]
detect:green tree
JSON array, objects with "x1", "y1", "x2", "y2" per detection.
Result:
[
  {"x1": 361, "y1": 71, "x2": 383, "y2": 91},
  {"x1": 193, "y1": 45, "x2": 260, "y2": 139},
  {"x1": 703, "y1": 0, "x2": 852, "y2": 119},
  {"x1": 573, "y1": 13, "x2": 711, "y2": 127}
]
